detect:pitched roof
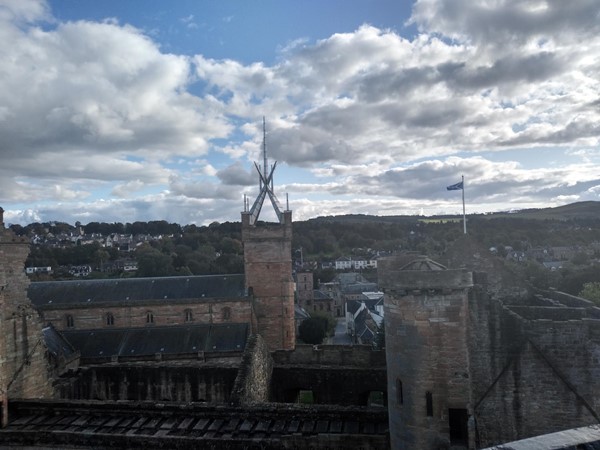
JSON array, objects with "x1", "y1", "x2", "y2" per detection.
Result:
[
  {"x1": 313, "y1": 290, "x2": 332, "y2": 301},
  {"x1": 60, "y1": 323, "x2": 249, "y2": 360},
  {"x1": 42, "y1": 324, "x2": 77, "y2": 359},
  {"x1": 29, "y1": 274, "x2": 247, "y2": 308}
]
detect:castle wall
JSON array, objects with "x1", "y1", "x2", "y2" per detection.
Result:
[
  {"x1": 230, "y1": 334, "x2": 273, "y2": 405},
  {"x1": 0, "y1": 222, "x2": 53, "y2": 400},
  {"x1": 380, "y1": 256, "x2": 474, "y2": 450},
  {"x1": 470, "y1": 296, "x2": 600, "y2": 447},
  {"x1": 242, "y1": 211, "x2": 295, "y2": 350},
  {"x1": 272, "y1": 344, "x2": 386, "y2": 367},
  {"x1": 271, "y1": 366, "x2": 387, "y2": 406}
]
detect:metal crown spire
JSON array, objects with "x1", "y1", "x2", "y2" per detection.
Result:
[{"x1": 246, "y1": 117, "x2": 285, "y2": 225}]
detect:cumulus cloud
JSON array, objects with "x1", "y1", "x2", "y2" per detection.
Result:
[{"x1": 1, "y1": 0, "x2": 600, "y2": 224}]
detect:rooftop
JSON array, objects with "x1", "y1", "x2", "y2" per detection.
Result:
[{"x1": 29, "y1": 274, "x2": 247, "y2": 308}]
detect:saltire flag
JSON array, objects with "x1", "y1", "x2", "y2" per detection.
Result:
[{"x1": 446, "y1": 181, "x2": 463, "y2": 191}]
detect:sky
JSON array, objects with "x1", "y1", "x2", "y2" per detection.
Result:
[{"x1": 1, "y1": 0, "x2": 599, "y2": 226}]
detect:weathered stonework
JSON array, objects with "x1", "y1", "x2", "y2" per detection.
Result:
[
  {"x1": 241, "y1": 211, "x2": 295, "y2": 350},
  {"x1": 230, "y1": 334, "x2": 273, "y2": 405},
  {"x1": 0, "y1": 211, "x2": 53, "y2": 405},
  {"x1": 36, "y1": 298, "x2": 253, "y2": 331},
  {"x1": 56, "y1": 362, "x2": 239, "y2": 403},
  {"x1": 380, "y1": 256, "x2": 473, "y2": 449},
  {"x1": 381, "y1": 248, "x2": 600, "y2": 449}
]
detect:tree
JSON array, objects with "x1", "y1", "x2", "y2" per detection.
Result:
[
  {"x1": 579, "y1": 282, "x2": 600, "y2": 306},
  {"x1": 136, "y1": 246, "x2": 175, "y2": 277},
  {"x1": 374, "y1": 320, "x2": 385, "y2": 349},
  {"x1": 298, "y1": 317, "x2": 328, "y2": 345}
]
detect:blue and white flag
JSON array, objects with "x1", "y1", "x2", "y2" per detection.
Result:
[{"x1": 446, "y1": 181, "x2": 463, "y2": 191}]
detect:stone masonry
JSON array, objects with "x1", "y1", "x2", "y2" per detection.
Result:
[
  {"x1": 241, "y1": 210, "x2": 295, "y2": 350},
  {"x1": 0, "y1": 208, "x2": 53, "y2": 412},
  {"x1": 379, "y1": 256, "x2": 474, "y2": 449}
]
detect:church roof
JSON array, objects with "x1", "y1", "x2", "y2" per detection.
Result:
[
  {"x1": 42, "y1": 324, "x2": 77, "y2": 359},
  {"x1": 60, "y1": 322, "x2": 249, "y2": 361},
  {"x1": 29, "y1": 274, "x2": 247, "y2": 308}
]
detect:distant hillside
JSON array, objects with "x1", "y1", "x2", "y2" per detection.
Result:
[
  {"x1": 305, "y1": 201, "x2": 600, "y2": 224},
  {"x1": 482, "y1": 201, "x2": 600, "y2": 220}
]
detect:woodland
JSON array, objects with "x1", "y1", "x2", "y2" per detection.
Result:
[{"x1": 10, "y1": 201, "x2": 600, "y2": 298}]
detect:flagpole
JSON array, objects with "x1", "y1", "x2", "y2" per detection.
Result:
[{"x1": 462, "y1": 174, "x2": 466, "y2": 234}]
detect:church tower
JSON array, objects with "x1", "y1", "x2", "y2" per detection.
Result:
[
  {"x1": 0, "y1": 207, "x2": 53, "y2": 423},
  {"x1": 241, "y1": 119, "x2": 295, "y2": 351}
]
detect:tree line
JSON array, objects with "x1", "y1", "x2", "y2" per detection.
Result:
[{"x1": 13, "y1": 214, "x2": 600, "y2": 297}]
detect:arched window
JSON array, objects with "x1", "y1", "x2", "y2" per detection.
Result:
[
  {"x1": 65, "y1": 314, "x2": 74, "y2": 328},
  {"x1": 146, "y1": 311, "x2": 154, "y2": 324},
  {"x1": 185, "y1": 309, "x2": 193, "y2": 322},
  {"x1": 106, "y1": 313, "x2": 114, "y2": 326},
  {"x1": 222, "y1": 307, "x2": 231, "y2": 321}
]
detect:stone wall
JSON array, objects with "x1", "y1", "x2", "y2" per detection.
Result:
[
  {"x1": 230, "y1": 334, "x2": 273, "y2": 405},
  {"x1": 272, "y1": 344, "x2": 386, "y2": 367},
  {"x1": 470, "y1": 293, "x2": 600, "y2": 447},
  {"x1": 0, "y1": 221, "x2": 53, "y2": 401},
  {"x1": 37, "y1": 298, "x2": 253, "y2": 331},
  {"x1": 271, "y1": 366, "x2": 387, "y2": 406},
  {"x1": 56, "y1": 363, "x2": 239, "y2": 403}
]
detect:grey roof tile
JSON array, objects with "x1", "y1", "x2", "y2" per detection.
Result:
[{"x1": 29, "y1": 274, "x2": 247, "y2": 308}]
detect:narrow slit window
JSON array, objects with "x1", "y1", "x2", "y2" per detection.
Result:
[
  {"x1": 397, "y1": 379, "x2": 403, "y2": 405},
  {"x1": 426, "y1": 391, "x2": 433, "y2": 417}
]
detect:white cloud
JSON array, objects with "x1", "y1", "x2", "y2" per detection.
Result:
[{"x1": 1, "y1": 0, "x2": 600, "y2": 225}]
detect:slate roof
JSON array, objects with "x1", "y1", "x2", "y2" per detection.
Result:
[
  {"x1": 400, "y1": 257, "x2": 446, "y2": 271},
  {"x1": 482, "y1": 424, "x2": 600, "y2": 449},
  {"x1": 313, "y1": 290, "x2": 332, "y2": 301},
  {"x1": 60, "y1": 323, "x2": 249, "y2": 360},
  {"x1": 1, "y1": 400, "x2": 389, "y2": 449},
  {"x1": 29, "y1": 274, "x2": 247, "y2": 308},
  {"x1": 294, "y1": 304, "x2": 310, "y2": 320},
  {"x1": 342, "y1": 283, "x2": 378, "y2": 295},
  {"x1": 42, "y1": 324, "x2": 77, "y2": 359},
  {"x1": 346, "y1": 300, "x2": 362, "y2": 315},
  {"x1": 354, "y1": 308, "x2": 375, "y2": 344}
]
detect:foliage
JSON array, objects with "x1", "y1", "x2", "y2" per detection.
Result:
[
  {"x1": 18, "y1": 205, "x2": 600, "y2": 282},
  {"x1": 298, "y1": 317, "x2": 328, "y2": 345},
  {"x1": 374, "y1": 320, "x2": 385, "y2": 349},
  {"x1": 579, "y1": 282, "x2": 600, "y2": 306}
]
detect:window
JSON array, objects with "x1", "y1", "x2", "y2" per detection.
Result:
[
  {"x1": 426, "y1": 391, "x2": 433, "y2": 416},
  {"x1": 146, "y1": 311, "x2": 154, "y2": 324},
  {"x1": 396, "y1": 379, "x2": 403, "y2": 405},
  {"x1": 65, "y1": 314, "x2": 74, "y2": 328},
  {"x1": 185, "y1": 309, "x2": 193, "y2": 322},
  {"x1": 297, "y1": 390, "x2": 314, "y2": 404},
  {"x1": 367, "y1": 391, "x2": 385, "y2": 408},
  {"x1": 222, "y1": 307, "x2": 231, "y2": 321},
  {"x1": 106, "y1": 313, "x2": 114, "y2": 326}
]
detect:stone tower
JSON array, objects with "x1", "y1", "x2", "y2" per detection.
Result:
[
  {"x1": 379, "y1": 255, "x2": 474, "y2": 449},
  {"x1": 0, "y1": 207, "x2": 53, "y2": 420},
  {"x1": 241, "y1": 120, "x2": 295, "y2": 351}
]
